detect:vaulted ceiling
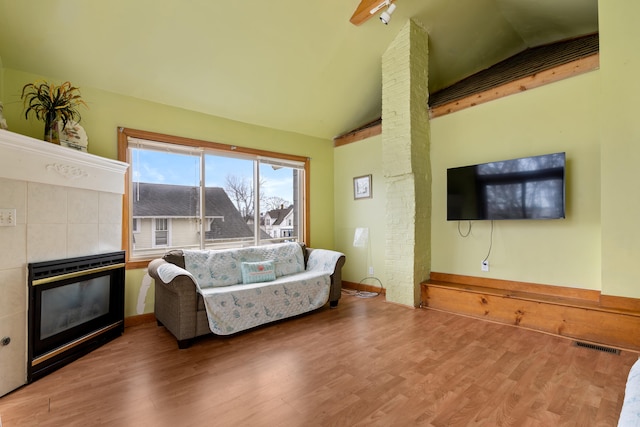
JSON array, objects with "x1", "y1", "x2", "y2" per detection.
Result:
[{"x1": 0, "y1": 0, "x2": 598, "y2": 140}]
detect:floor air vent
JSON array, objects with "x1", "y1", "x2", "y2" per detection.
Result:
[{"x1": 574, "y1": 341, "x2": 621, "y2": 355}]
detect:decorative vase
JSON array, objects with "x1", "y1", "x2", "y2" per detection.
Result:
[{"x1": 44, "y1": 113, "x2": 60, "y2": 144}]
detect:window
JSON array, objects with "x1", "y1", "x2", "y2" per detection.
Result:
[
  {"x1": 118, "y1": 128, "x2": 309, "y2": 264},
  {"x1": 153, "y1": 218, "x2": 170, "y2": 247}
]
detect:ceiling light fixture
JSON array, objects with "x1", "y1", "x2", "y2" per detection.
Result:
[
  {"x1": 379, "y1": 2, "x2": 396, "y2": 25},
  {"x1": 351, "y1": 0, "x2": 397, "y2": 26},
  {"x1": 368, "y1": 1, "x2": 388, "y2": 15}
]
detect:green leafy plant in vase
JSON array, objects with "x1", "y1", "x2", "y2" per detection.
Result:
[{"x1": 21, "y1": 80, "x2": 88, "y2": 144}]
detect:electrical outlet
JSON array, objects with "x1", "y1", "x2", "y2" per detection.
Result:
[
  {"x1": 0, "y1": 209, "x2": 16, "y2": 227},
  {"x1": 481, "y1": 260, "x2": 489, "y2": 272},
  {"x1": 368, "y1": 266, "x2": 374, "y2": 276}
]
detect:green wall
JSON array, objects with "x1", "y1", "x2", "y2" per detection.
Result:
[
  {"x1": 599, "y1": 1, "x2": 640, "y2": 298},
  {"x1": 335, "y1": 0, "x2": 640, "y2": 301},
  {"x1": 0, "y1": 56, "x2": 4, "y2": 102},
  {"x1": 430, "y1": 72, "x2": 601, "y2": 290},
  {"x1": 335, "y1": 2, "x2": 640, "y2": 302},
  {"x1": 334, "y1": 135, "x2": 387, "y2": 289},
  {"x1": 336, "y1": 71, "x2": 604, "y2": 296},
  {"x1": 1, "y1": 67, "x2": 336, "y2": 317},
  {"x1": 335, "y1": 1, "x2": 640, "y2": 301}
]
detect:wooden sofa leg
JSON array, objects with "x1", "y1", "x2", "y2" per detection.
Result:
[
  {"x1": 177, "y1": 338, "x2": 193, "y2": 349},
  {"x1": 156, "y1": 320, "x2": 164, "y2": 327},
  {"x1": 330, "y1": 300, "x2": 339, "y2": 308}
]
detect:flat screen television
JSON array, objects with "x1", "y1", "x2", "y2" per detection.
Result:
[{"x1": 447, "y1": 152, "x2": 566, "y2": 221}]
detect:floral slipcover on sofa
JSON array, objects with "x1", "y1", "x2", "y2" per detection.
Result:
[{"x1": 148, "y1": 242, "x2": 345, "y2": 348}]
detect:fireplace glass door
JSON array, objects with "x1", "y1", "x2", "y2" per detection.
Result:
[
  {"x1": 28, "y1": 251, "x2": 125, "y2": 382},
  {"x1": 40, "y1": 275, "x2": 111, "y2": 340}
]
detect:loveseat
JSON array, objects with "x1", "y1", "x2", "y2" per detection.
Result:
[{"x1": 148, "y1": 242, "x2": 345, "y2": 348}]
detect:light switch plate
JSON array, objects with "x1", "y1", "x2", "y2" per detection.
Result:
[{"x1": 0, "y1": 209, "x2": 17, "y2": 227}]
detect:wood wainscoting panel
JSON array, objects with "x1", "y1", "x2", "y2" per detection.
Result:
[{"x1": 422, "y1": 273, "x2": 640, "y2": 352}]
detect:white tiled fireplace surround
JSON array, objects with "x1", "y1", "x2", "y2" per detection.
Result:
[{"x1": 0, "y1": 129, "x2": 128, "y2": 396}]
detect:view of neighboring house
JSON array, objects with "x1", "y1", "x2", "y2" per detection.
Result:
[
  {"x1": 263, "y1": 205, "x2": 294, "y2": 239},
  {"x1": 132, "y1": 182, "x2": 266, "y2": 252}
]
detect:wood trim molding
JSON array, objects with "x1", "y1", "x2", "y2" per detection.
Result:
[
  {"x1": 429, "y1": 272, "x2": 601, "y2": 302},
  {"x1": 429, "y1": 53, "x2": 600, "y2": 119},
  {"x1": 349, "y1": 0, "x2": 395, "y2": 26},
  {"x1": 117, "y1": 127, "x2": 311, "y2": 265},
  {"x1": 126, "y1": 260, "x2": 150, "y2": 270},
  {"x1": 334, "y1": 45, "x2": 599, "y2": 140},
  {"x1": 119, "y1": 127, "x2": 308, "y2": 164},
  {"x1": 334, "y1": 122, "x2": 382, "y2": 147},
  {"x1": 124, "y1": 313, "x2": 156, "y2": 328},
  {"x1": 343, "y1": 280, "x2": 386, "y2": 295},
  {"x1": 304, "y1": 159, "x2": 311, "y2": 247},
  {"x1": 600, "y1": 294, "x2": 640, "y2": 312},
  {"x1": 117, "y1": 128, "x2": 130, "y2": 264}
]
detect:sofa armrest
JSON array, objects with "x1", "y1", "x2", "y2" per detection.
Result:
[
  {"x1": 148, "y1": 258, "x2": 196, "y2": 288},
  {"x1": 148, "y1": 258, "x2": 202, "y2": 344},
  {"x1": 148, "y1": 258, "x2": 201, "y2": 302},
  {"x1": 305, "y1": 248, "x2": 346, "y2": 307}
]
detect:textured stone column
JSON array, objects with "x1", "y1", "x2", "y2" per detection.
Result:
[{"x1": 381, "y1": 20, "x2": 431, "y2": 307}]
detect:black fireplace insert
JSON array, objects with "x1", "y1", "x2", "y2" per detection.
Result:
[{"x1": 28, "y1": 251, "x2": 125, "y2": 382}]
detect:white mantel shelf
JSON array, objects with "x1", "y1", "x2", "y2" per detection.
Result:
[{"x1": 0, "y1": 129, "x2": 128, "y2": 194}]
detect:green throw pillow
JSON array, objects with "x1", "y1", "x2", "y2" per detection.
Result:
[{"x1": 241, "y1": 260, "x2": 276, "y2": 284}]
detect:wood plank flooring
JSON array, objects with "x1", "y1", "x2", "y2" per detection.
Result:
[{"x1": 0, "y1": 294, "x2": 637, "y2": 426}]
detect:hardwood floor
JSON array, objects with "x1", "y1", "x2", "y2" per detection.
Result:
[{"x1": 0, "y1": 294, "x2": 637, "y2": 426}]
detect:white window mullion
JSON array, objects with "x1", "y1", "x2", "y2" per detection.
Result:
[{"x1": 199, "y1": 151, "x2": 206, "y2": 249}]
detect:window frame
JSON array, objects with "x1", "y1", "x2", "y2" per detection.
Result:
[{"x1": 118, "y1": 127, "x2": 310, "y2": 269}]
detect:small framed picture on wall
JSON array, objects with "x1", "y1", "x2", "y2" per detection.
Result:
[{"x1": 353, "y1": 174, "x2": 372, "y2": 200}]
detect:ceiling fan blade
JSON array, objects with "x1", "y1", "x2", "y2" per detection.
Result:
[{"x1": 350, "y1": 0, "x2": 394, "y2": 26}]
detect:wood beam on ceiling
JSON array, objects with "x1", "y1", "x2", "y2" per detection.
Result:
[
  {"x1": 429, "y1": 53, "x2": 600, "y2": 118},
  {"x1": 334, "y1": 54, "x2": 599, "y2": 145},
  {"x1": 350, "y1": 0, "x2": 395, "y2": 26},
  {"x1": 333, "y1": 118, "x2": 382, "y2": 146}
]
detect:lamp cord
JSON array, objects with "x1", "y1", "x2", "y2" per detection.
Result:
[{"x1": 342, "y1": 276, "x2": 384, "y2": 298}]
